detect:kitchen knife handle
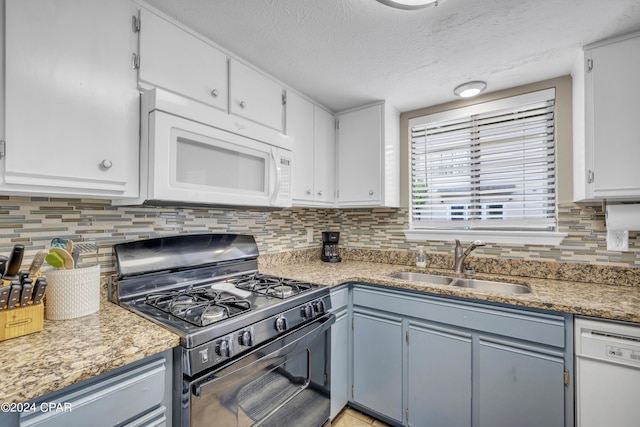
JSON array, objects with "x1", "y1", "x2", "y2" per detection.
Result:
[
  {"x1": 32, "y1": 278, "x2": 47, "y2": 305},
  {"x1": 19, "y1": 270, "x2": 29, "y2": 283},
  {"x1": 0, "y1": 286, "x2": 10, "y2": 311},
  {"x1": 4, "y1": 244, "x2": 25, "y2": 279},
  {"x1": 7, "y1": 281, "x2": 22, "y2": 310},
  {"x1": 20, "y1": 280, "x2": 33, "y2": 306}
]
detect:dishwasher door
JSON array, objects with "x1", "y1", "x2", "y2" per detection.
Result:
[{"x1": 575, "y1": 317, "x2": 640, "y2": 427}]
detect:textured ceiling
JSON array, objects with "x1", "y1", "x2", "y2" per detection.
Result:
[{"x1": 144, "y1": 0, "x2": 640, "y2": 113}]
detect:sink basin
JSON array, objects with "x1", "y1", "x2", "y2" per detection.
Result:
[
  {"x1": 388, "y1": 272, "x2": 531, "y2": 294},
  {"x1": 389, "y1": 272, "x2": 456, "y2": 286},
  {"x1": 451, "y1": 278, "x2": 531, "y2": 294},
  {"x1": 389, "y1": 271, "x2": 456, "y2": 285}
]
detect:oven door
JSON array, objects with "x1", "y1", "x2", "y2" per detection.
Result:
[{"x1": 185, "y1": 313, "x2": 334, "y2": 427}]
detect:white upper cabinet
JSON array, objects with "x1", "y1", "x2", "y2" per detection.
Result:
[
  {"x1": 229, "y1": 59, "x2": 284, "y2": 133},
  {"x1": 138, "y1": 8, "x2": 228, "y2": 112},
  {"x1": 573, "y1": 31, "x2": 640, "y2": 201},
  {"x1": 2, "y1": 0, "x2": 140, "y2": 198},
  {"x1": 313, "y1": 106, "x2": 336, "y2": 205},
  {"x1": 287, "y1": 91, "x2": 335, "y2": 206},
  {"x1": 336, "y1": 102, "x2": 400, "y2": 207},
  {"x1": 287, "y1": 92, "x2": 315, "y2": 202}
]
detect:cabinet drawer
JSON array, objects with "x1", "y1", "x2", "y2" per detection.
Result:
[
  {"x1": 21, "y1": 357, "x2": 167, "y2": 427},
  {"x1": 353, "y1": 285, "x2": 566, "y2": 348},
  {"x1": 330, "y1": 286, "x2": 349, "y2": 310}
]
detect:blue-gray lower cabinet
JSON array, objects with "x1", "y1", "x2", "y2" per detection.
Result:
[
  {"x1": 352, "y1": 307, "x2": 404, "y2": 424},
  {"x1": 330, "y1": 285, "x2": 350, "y2": 420},
  {"x1": 407, "y1": 321, "x2": 471, "y2": 427},
  {"x1": 350, "y1": 284, "x2": 573, "y2": 427},
  {"x1": 2, "y1": 349, "x2": 174, "y2": 427},
  {"x1": 477, "y1": 337, "x2": 565, "y2": 427}
]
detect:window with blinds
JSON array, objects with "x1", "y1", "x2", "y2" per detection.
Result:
[{"x1": 409, "y1": 89, "x2": 557, "y2": 231}]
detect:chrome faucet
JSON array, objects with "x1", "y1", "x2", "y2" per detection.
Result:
[{"x1": 454, "y1": 239, "x2": 486, "y2": 273}]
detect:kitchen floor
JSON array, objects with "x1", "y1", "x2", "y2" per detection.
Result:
[{"x1": 333, "y1": 407, "x2": 391, "y2": 427}]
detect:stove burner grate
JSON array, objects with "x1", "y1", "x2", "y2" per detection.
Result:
[
  {"x1": 145, "y1": 288, "x2": 251, "y2": 327},
  {"x1": 232, "y1": 273, "x2": 314, "y2": 299}
]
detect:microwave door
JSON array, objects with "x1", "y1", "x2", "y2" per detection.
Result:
[{"x1": 150, "y1": 112, "x2": 275, "y2": 207}]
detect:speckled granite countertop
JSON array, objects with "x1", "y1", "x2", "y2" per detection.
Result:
[
  {"x1": 0, "y1": 296, "x2": 180, "y2": 404},
  {"x1": 2, "y1": 257, "x2": 638, "y2": 406},
  {"x1": 260, "y1": 260, "x2": 640, "y2": 323}
]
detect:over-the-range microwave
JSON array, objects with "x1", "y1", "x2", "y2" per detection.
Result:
[{"x1": 113, "y1": 89, "x2": 292, "y2": 208}]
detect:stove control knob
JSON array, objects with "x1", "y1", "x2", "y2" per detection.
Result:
[
  {"x1": 239, "y1": 329, "x2": 254, "y2": 347},
  {"x1": 313, "y1": 299, "x2": 326, "y2": 314},
  {"x1": 217, "y1": 338, "x2": 233, "y2": 358},
  {"x1": 275, "y1": 315, "x2": 288, "y2": 332},
  {"x1": 301, "y1": 303, "x2": 314, "y2": 318}
]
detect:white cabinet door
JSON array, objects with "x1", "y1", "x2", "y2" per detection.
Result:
[
  {"x1": 588, "y1": 33, "x2": 640, "y2": 199},
  {"x1": 287, "y1": 92, "x2": 315, "y2": 201},
  {"x1": 313, "y1": 106, "x2": 336, "y2": 204},
  {"x1": 230, "y1": 59, "x2": 284, "y2": 132},
  {"x1": 336, "y1": 102, "x2": 399, "y2": 207},
  {"x1": 3, "y1": 0, "x2": 139, "y2": 198},
  {"x1": 575, "y1": 31, "x2": 640, "y2": 201},
  {"x1": 287, "y1": 92, "x2": 335, "y2": 206},
  {"x1": 337, "y1": 105, "x2": 382, "y2": 205},
  {"x1": 138, "y1": 8, "x2": 228, "y2": 112}
]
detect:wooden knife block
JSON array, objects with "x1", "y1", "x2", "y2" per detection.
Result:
[{"x1": 0, "y1": 304, "x2": 44, "y2": 341}]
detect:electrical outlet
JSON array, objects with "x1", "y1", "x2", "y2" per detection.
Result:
[
  {"x1": 306, "y1": 227, "x2": 313, "y2": 243},
  {"x1": 607, "y1": 229, "x2": 629, "y2": 251}
]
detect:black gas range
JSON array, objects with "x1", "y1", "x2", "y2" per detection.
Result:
[
  {"x1": 114, "y1": 233, "x2": 332, "y2": 372},
  {"x1": 114, "y1": 234, "x2": 334, "y2": 427}
]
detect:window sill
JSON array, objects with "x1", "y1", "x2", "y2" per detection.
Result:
[{"x1": 403, "y1": 229, "x2": 567, "y2": 246}]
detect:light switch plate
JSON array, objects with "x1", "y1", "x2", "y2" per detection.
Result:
[{"x1": 607, "y1": 229, "x2": 629, "y2": 251}]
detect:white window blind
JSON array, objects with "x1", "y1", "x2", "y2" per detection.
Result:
[{"x1": 409, "y1": 89, "x2": 557, "y2": 231}]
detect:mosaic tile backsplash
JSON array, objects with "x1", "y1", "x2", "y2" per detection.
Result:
[{"x1": 0, "y1": 196, "x2": 637, "y2": 279}]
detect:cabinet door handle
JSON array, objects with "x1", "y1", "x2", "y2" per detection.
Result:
[
  {"x1": 101, "y1": 159, "x2": 113, "y2": 170},
  {"x1": 369, "y1": 190, "x2": 374, "y2": 196},
  {"x1": 587, "y1": 170, "x2": 594, "y2": 184},
  {"x1": 239, "y1": 101, "x2": 246, "y2": 109},
  {"x1": 317, "y1": 191, "x2": 323, "y2": 196},
  {"x1": 211, "y1": 89, "x2": 219, "y2": 97},
  {"x1": 587, "y1": 58, "x2": 593, "y2": 72},
  {"x1": 306, "y1": 189, "x2": 312, "y2": 195}
]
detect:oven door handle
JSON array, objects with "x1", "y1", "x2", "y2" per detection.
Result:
[{"x1": 193, "y1": 313, "x2": 335, "y2": 397}]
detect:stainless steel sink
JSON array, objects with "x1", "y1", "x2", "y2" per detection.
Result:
[
  {"x1": 389, "y1": 272, "x2": 456, "y2": 286},
  {"x1": 451, "y1": 278, "x2": 531, "y2": 294},
  {"x1": 388, "y1": 272, "x2": 531, "y2": 294}
]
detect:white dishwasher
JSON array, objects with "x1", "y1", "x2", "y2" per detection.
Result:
[{"x1": 575, "y1": 316, "x2": 640, "y2": 427}]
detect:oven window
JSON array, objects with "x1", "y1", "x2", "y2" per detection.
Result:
[
  {"x1": 191, "y1": 349, "x2": 320, "y2": 427},
  {"x1": 175, "y1": 136, "x2": 266, "y2": 193}
]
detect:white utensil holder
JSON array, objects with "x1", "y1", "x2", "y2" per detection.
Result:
[{"x1": 45, "y1": 265, "x2": 101, "y2": 320}]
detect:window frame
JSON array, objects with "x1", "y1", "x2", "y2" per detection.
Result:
[{"x1": 403, "y1": 88, "x2": 567, "y2": 245}]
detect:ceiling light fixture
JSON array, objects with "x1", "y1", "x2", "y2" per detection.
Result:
[
  {"x1": 376, "y1": 0, "x2": 445, "y2": 10},
  {"x1": 453, "y1": 81, "x2": 487, "y2": 98}
]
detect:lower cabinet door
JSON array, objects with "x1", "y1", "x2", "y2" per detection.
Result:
[
  {"x1": 330, "y1": 307, "x2": 350, "y2": 420},
  {"x1": 407, "y1": 321, "x2": 472, "y2": 427},
  {"x1": 478, "y1": 337, "x2": 565, "y2": 427},
  {"x1": 352, "y1": 308, "x2": 403, "y2": 423}
]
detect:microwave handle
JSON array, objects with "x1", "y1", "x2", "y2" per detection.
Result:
[{"x1": 270, "y1": 148, "x2": 282, "y2": 205}]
